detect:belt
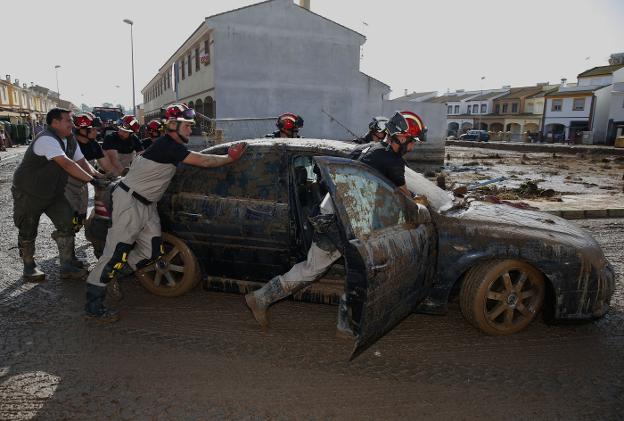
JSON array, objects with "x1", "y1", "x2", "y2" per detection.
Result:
[{"x1": 118, "y1": 181, "x2": 152, "y2": 206}]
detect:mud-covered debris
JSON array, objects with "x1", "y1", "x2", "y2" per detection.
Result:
[
  {"x1": 602, "y1": 158, "x2": 611, "y2": 163},
  {"x1": 424, "y1": 170, "x2": 436, "y2": 178},
  {"x1": 540, "y1": 188, "x2": 556, "y2": 197},
  {"x1": 602, "y1": 164, "x2": 612, "y2": 170},
  {"x1": 557, "y1": 164, "x2": 570, "y2": 170},
  {"x1": 436, "y1": 175, "x2": 446, "y2": 190},
  {"x1": 576, "y1": 153, "x2": 586, "y2": 159},
  {"x1": 446, "y1": 153, "x2": 451, "y2": 161},
  {"x1": 463, "y1": 161, "x2": 479, "y2": 167},
  {"x1": 453, "y1": 186, "x2": 468, "y2": 196},
  {"x1": 614, "y1": 156, "x2": 624, "y2": 163}
]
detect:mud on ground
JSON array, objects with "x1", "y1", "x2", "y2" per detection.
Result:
[{"x1": 440, "y1": 146, "x2": 624, "y2": 202}]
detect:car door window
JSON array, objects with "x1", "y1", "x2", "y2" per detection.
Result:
[{"x1": 328, "y1": 165, "x2": 406, "y2": 239}]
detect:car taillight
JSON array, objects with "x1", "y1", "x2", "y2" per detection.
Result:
[{"x1": 94, "y1": 201, "x2": 110, "y2": 218}]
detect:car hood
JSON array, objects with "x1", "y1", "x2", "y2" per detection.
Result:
[{"x1": 441, "y1": 201, "x2": 606, "y2": 263}]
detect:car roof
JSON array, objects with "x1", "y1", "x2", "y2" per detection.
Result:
[{"x1": 203, "y1": 138, "x2": 357, "y2": 156}]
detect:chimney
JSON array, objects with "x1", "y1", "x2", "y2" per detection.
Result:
[
  {"x1": 14, "y1": 79, "x2": 19, "y2": 86},
  {"x1": 23, "y1": 83, "x2": 27, "y2": 89},
  {"x1": 5, "y1": 75, "x2": 9, "y2": 82},
  {"x1": 299, "y1": 0, "x2": 310, "y2": 10},
  {"x1": 404, "y1": 88, "x2": 408, "y2": 96},
  {"x1": 561, "y1": 78, "x2": 567, "y2": 87}
]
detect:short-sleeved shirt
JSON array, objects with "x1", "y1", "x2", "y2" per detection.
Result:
[
  {"x1": 33, "y1": 135, "x2": 84, "y2": 161},
  {"x1": 77, "y1": 139, "x2": 104, "y2": 161},
  {"x1": 102, "y1": 132, "x2": 143, "y2": 154},
  {"x1": 358, "y1": 142, "x2": 406, "y2": 187},
  {"x1": 141, "y1": 135, "x2": 190, "y2": 165}
]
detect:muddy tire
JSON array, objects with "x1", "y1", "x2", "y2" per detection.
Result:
[
  {"x1": 460, "y1": 259, "x2": 545, "y2": 335},
  {"x1": 136, "y1": 233, "x2": 201, "y2": 297}
]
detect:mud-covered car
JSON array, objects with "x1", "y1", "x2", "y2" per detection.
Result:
[{"x1": 86, "y1": 139, "x2": 615, "y2": 356}]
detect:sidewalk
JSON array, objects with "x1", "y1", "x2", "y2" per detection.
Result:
[
  {"x1": 509, "y1": 194, "x2": 624, "y2": 219},
  {"x1": 446, "y1": 139, "x2": 624, "y2": 156}
]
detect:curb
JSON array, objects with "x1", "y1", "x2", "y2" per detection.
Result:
[
  {"x1": 445, "y1": 140, "x2": 624, "y2": 156},
  {"x1": 544, "y1": 208, "x2": 624, "y2": 220}
]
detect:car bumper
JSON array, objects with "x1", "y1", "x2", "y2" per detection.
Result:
[{"x1": 555, "y1": 262, "x2": 615, "y2": 320}]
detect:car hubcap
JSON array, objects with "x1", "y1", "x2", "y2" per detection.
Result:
[
  {"x1": 141, "y1": 245, "x2": 186, "y2": 288},
  {"x1": 485, "y1": 270, "x2": 543, "y2": 329}
]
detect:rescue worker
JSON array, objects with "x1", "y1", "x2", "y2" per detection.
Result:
[
  {"x1": 85, "y1": 103, "x2": 247, "y2": 323},
  {"x1": 140, "y1": 119, "x2": 163, "y2": 150},
  {"x1": 65, "y1": 112, "x2": 116, "y2": 266},
  {"x1": 12, "y1": 108, "x2": 109, "y2": 282},
  {"x1": 354, "y1": 116, "x2": 389, "y2": 144},
  {"x1": 266, "y1": 112, "x2": 304, "y2": 138},
  {"x1": 245, "y1": 110, "x2": 426, "y2": 331},
  {"x1": 102, "y1": 115, "x2": 143, "y2": 175}
]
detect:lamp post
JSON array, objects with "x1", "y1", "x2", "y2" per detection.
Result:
[
  {"x1": 478, "y1": 76, "x2": 485, "y2": 131},
  {"x1": 123, "y1": 19, "x2": 136, "y2": 115},
  {"x1": 54, "y1": 65, "x2": 61, "y2": 98}
]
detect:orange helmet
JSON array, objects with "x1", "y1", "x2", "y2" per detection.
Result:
[
  {"x1": 119, "y1": 115, "x2": 140, "y2": 133},
  {"x1": 165, "y1": 103, "x2": 196, "y2": 123}
]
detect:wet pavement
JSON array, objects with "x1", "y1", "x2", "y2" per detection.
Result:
[{"x1": 0, "y1": 146, "x2": 623, "y2": 420}]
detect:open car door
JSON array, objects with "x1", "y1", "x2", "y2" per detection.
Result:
[{"x1": 314, "y1": 157, "x2": 436, "y2": 359}]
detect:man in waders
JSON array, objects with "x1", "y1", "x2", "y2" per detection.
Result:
[
  {"x1": 102, "y1": 115, "x2": 143, "y2": 175},
  {"x1": 12, "y1": 108, "x2": 109, "y2": 282},
  {"x1": 65, "y1": 112, "x2": 116, "y2": 266},
  {"x1": 245, "y1": 111, "x2": 426, "y2": 335},
  {"x1": 85, "y1": 103, "x2": 247, "y2": 323}
]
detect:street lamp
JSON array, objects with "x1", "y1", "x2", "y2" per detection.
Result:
[
  {"x1": 478, "y1": 76, "x2": 485, "y2": 131},
  {"x1": 54, "y1": 65, "x2": 61, "y2": 98},
  {"x1": 123, "y1": 18, "x2": 136, "y2": 115}
]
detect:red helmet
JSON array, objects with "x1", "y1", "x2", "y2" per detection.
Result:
[
  {"x1": 165, "y1": 103, "x2": 196, "y2": 123},
  {"x1": 276, "y1": 112, "x2": 303, "y2": 131},
  {"x1": 147, "y1": 119, "x2": 163, "y2": 132},
  {"x1": 119, "y1": 115, "x2": 140, "y2": 133},
  {"x1": 387, "y1": 111, "x2": 426, "y2": 140},
  {"x1": 73, "y1": 112, "x2": 102, "y2": 129}
]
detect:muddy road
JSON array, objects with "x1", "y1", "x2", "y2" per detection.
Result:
[{"x1": 0, "y1": 146, "x2": 623, "y2": 420}]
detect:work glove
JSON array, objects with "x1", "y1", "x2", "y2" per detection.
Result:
[{"x1": 227, "y1": 142, "x2": 247, "y2": 161}]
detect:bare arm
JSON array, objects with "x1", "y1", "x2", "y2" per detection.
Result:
[
  {"x1": 52, "y1": 156, "x2": 94, "y2": 182},
  {"x1": 76, "y1": 158, "x2": 100, "y2": 177},
  {"x1": 104, "y1": 149, "x2": 124, "y2": 175},
  {"x1": 398, "y1": 184, "x2": 412, "y2": 198},
  {"x1": 182, "y1": 151, "x2": 234, "y2": 168}
]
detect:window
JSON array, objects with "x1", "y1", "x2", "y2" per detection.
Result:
[
  {"x1": 195, "y1": 48, "x2": 200, "y2": 71},
  {"x1": 447, "y1": 105, "x2": 452, "y2": 114},
  {"x1": 573, "y1": 98, "x2": 585, "y2": 111},
  {"x1": 502, "y1": 104, "x2": 508, "y2": 113},
  {"x1": 495, "y1": 104, "x2": 500, "y2": 114},
  {"x1": 512, "y1": 103, "x2": 518, "y2": 113},
  {"x1": 328, "y1": 164, "x2": 406, "y2": 239},
  {"x1": 551, "y1": 99, "x2": 562, "y2": 112},
  {"x1": 472, "y1": 104, "x2": 478, "y2": 114},
  {"x1": 203, "y1": 36, "x2": 211, "y2": 65},
  {"x1": 454, "y1": 105, "x2": 459, "y2": 114},
  {"x1": 181, "y1": 59, "x2": 185, "y2": 79},
  {"x1": 480, "y1": 104, "x2": 487, "y2": 113},
  {"x1": 188, "y1": 54, "x2": 192, "y2": 76},
  {"x1": 466, "y1": 106, "x2": 471, "y2": 115}
]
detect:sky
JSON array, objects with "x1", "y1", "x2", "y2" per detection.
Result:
[{"x1": 3, "y1": 0, "x2": 623, "y2": 109}]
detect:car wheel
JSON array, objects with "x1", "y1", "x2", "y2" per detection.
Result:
[
  {"x1": 135, "y1": 233, "x2": 201, "y2": 297},
  {"x1": 460, "y1": 259, "x2": 545, "y2": 335}
]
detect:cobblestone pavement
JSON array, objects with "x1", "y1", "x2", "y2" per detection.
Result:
[{"x1": 0, "y1": 147, "x2": 623, "y2": 420}]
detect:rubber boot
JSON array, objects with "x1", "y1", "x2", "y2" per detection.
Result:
[
  {"x1": 85, "y1": 283, "x2": 119, "y2": 323},
  {"x1": 336, "y1": 293, "x2": 355, "y2": 340},
  {"x1": 18, "y1": 238, "x2": 46, "y2": 282},
  {"x1": 244, "y1": 276, "x2": 291, "y2": 328},
  {"x1": 53, "y1": 233, "x2": 88, "y2": 280}
]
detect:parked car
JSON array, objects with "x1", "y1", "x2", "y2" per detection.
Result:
[
  {"x1": 85, "y1": 139, "x2": 615, "y2": 357},
  {"x1": 460, "y1": 130, "x2": 490, "y2": 142}
]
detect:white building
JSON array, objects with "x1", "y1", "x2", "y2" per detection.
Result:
[
  {"x1": 140, "y1": 0, "x2": 445, "y2": 166},
  {"x1": 607, "y1": 81, "x2": 624, "y2": 142}
]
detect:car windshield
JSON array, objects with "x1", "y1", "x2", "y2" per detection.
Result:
[{"x1": 404, "y1": 167, "x2": 454, "y2": 212}]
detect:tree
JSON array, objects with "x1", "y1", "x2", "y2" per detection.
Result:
[
  {"x1": 101, "y1": 102, "x2": 113, "y2": 108},
  {"x1": 80, "y1": 103, "x2": 92, "y2": 112},
  {"x1": 115, "y1": 104, "x2": 125, "y2": 113}
]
